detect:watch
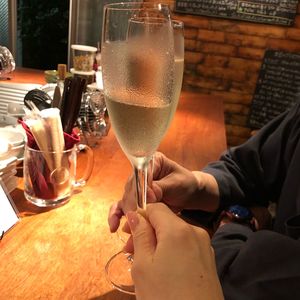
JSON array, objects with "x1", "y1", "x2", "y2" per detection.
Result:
[{"x1": 220, "y1": 205, "x2": 257, "y2": 231}]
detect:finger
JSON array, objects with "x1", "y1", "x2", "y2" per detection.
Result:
[
  {"x1": 126, "y1": 211, "x2": 156, "y2": 260},
  {"x1": 146, "y1": 182, "x2": 163, "y2": 203},
  {"x1": 108, "y1": 201, "x2": 124, "y2": 233},
  {"x1": 152, "y1": 152, "x2": 179, "y2": 179},
  {"x1": 124, "y1": 173, "x2": 134, "y2": 191},
  {"x1": 152, "y1": 152, "x2": 171, "y2": 179},
  {"x1": 152, "y1": 152, "x2": 163, "y2": 179},
  {"x1": 147, "y1": 183, "x2": 180, "y2": 213},
  {"x1": 121, "y1": 219, "x2": 131, "y2": 234},
  {"x1": 146, "y1": 202, "x2": 185, "y2": 241},
  {"x1": 147, "y1": 202, "x2": 179, "y2": 223},
  {"x1": 123, "y1": 234, "x2": 134, "y2": 254},
  {"x1": 121, "y1": 175, "x2": 138, "y2": 213}
]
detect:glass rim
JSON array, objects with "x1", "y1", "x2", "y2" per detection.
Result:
[
  {"x1": 104, "y1": 2, "x2": 170, "y2": 11},
  {"x1": 25, "y1": 145, "x2": 76, "y2": 154},
  {"x1": 127, "y1": 16, "x2": 183, "y2": 27},
  {"x1": 129, "y1": 16, "x2": 172, "y2": 25}
]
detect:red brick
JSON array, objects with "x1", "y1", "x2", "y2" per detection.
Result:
[
  {"x1": 286, "y1": 28, "x2": 300, "y2": 41},
  {"x1": 293, "y1": 15, "x2": 300, "y2": 28},
  {"x1": 237, "y1": 47, "x2": 265, "y2": 60},
  {"x1": 210, "y1": 91, "x2": 253, "y2": 104},
  {"x1": 185, "y1": 74, "x2": 229, "y2": 91},
  {"x1": 225, "y1": 124, "x2": 251, "y2": 138},
  {"x1": 195, "y1": 40, "x2": 202, "y2": 51},
  {"x1": 184, "y1": 63, "x2": 197, "y2": 74},
  {"x1": 142, "y1": 4, "x2": 300, "y2": 145},
  {"x1": 230, "y1": 80, "x2": 256, "y2": 94},
  {"x1": 183, "y1": 85, "x2": 212, "y2": 95},
  {"x1": 225, "y1": 113, "x2": 249, "y2": 126},
  {"x1": 237, "y1": 23, "x2": 286, "y2": 38},
  {"x1": 209, "y1": 19, "x2": 240, "y2": 33},
  {"x1": 197, "y1": 29, "x2": 225, "y2": 43},
  {"x1": 185, "y1": 51, "x2": 204, "y2": 64},
  {"x1": 196, "y1": 65, "x2": 247, "y2": 82},
  {"x1": 228, "y1": 57, "x2": 262, "y2": 72},
  {"x1": 199, "y1": 42, "x2": 237, "y2": 56},
  {"x1": 203, "y1": 54, "x2": 229, "y2": 67},
  {"x1": 224, "y1": 103, "x2": 249, "y2": 115},
  {"x1": 185, "y1": 39, "x2": 197, "y2": 50},
  {"x1": 267, "y1": 38, "x2": 300, "y2": 52},
  {"x1": 226, "y1": 33, "x2": 267, "y2": 48},
  {"x1": 184, "y1": 27, "x2": 198, "y2": 39}
]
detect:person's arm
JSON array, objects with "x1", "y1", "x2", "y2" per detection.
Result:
[
  {"x1": 127, "y1": 203, "x2": 224, "y2": 300},
  {"x1": 108, "y1": 152, "x2": 221, "y2": 232},
  {"x1": 203, "y1": 101, "x2": 300, "y2": 209},
  {"x1": 108, "y1": 101, "x2": 300, "y2": 232}
]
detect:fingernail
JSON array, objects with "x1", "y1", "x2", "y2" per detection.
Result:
[{"x1": 126, "y1": 211, "x2": 139, "y2": 232}]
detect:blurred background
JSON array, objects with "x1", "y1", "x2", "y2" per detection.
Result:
[
  {"x1": 0, "y1": 0, "x2": 140, "y2": 70},
  {"x1": 2, "y1": 0, "x2": 300, "y2": 146}
]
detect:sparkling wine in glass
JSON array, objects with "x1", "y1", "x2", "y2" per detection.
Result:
[
  {"x1": 101, "y1": 2, "x2": 179, "y2": 294},
  {"x1": 117, "y1": 18, "x2": 184, "y2": 246}
]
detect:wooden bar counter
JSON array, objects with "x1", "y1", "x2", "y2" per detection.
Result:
[{"x1": 0, "y1": 69, "x2": 227, "y2": 299}]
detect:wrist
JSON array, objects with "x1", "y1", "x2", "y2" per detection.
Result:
[
  {"x1": 192, "y1": 171, "x2": 220, "y2": 212},
  {"x1": 192, "y1": 171, "x2": 205, "y2": 190}
]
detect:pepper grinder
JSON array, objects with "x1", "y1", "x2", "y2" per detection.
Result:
[{"x1": 0, "y1": 46, "x2": 15, "y2": 80}]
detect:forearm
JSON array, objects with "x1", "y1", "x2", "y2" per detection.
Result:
[{"x1": 188, "y1": 171, "x2": 220, "y2": 212}]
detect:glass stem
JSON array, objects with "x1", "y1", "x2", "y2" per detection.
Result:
[{"x1": 134, "y1": 164, "x2": 148, "y2": 210}]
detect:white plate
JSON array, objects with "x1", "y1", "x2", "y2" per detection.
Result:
[
  {"x1": 0, "y1": 115, "x2": 18, "y2": 127},
  {"x1": 0, "y1": 127, "x2": 25, "y2": 147},
  {"x1": 0, "y1": 156, "x2": 17, "y2": 170}
]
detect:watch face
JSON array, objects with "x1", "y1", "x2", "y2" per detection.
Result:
[{"x1": 227, "y1": 205, "x2": 253, "y2": 220}]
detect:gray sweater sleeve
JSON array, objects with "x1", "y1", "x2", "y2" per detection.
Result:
[
  {"x1": 202, "y1": 102, "x2": 300, "y2": 209},
  {"x1": 212, "y1": 223, "x2": 300, "y2": 300}
]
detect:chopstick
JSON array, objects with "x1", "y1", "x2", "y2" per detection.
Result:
[
  {"x1": 60, "y1": 77, "x2": 87, "y2": 134},
  {"x1": 59, "y1": 77, "x2": 72, "y2": 116}
]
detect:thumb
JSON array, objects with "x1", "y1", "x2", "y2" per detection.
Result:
[{"x1": 126, "y1": 211, "x2": 156, "y2": 260}]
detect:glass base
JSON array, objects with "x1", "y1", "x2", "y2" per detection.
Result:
[
  {"x1": 105, "y1": 251, "x2": 135, "y2": 295},
  {"x1": 24, "y1": 192, "x2": 70, "y2": 207}
]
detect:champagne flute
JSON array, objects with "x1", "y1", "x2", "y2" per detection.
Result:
[
  {"x1": 101, "y1": 2, "x2": 177, "y2": 294},
  {"x1": 115, "y1": 19, "x2": 185, "y2": 248}
]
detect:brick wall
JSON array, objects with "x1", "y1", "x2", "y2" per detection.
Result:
[{"x1": 147, "y1": 0, "x2": 300, "y2": 146}]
